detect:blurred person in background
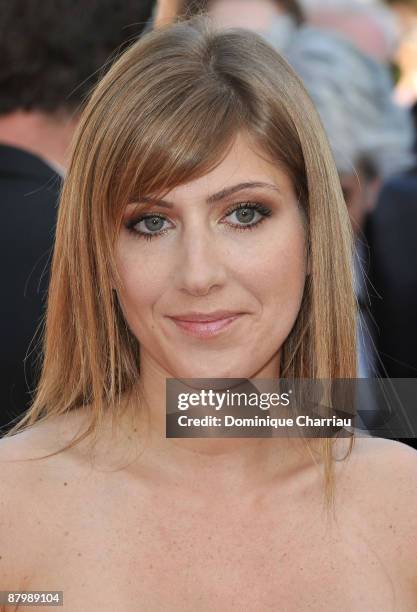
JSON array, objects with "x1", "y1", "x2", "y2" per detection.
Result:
[
  {"x1": 285, "y1": 29, "x2": 415, "y2": 380},
  {"x1": 366, "y1": 1, "x2": 417, "y2": 383},
  {"x1": 179, "y1": 0, "x2": 305, "y2": 50},
  {"x1": 301, "y1": 0, "x2": 400, "y2": 63},
  {"x1": 286, "y1": 26, "x2": 417, "y2": 451},
  {"x1": 0, "y1": 0, "x2": 155, "y2": 435},
  {"x1": 302, "y1": 0, "x2": 417, "y2": 140},
  {"x1": 297, "y1": 1, "x2": 417, "y2": 386},
  {"x1": 366, "y1": 161, "x2": 417, "y2": 380},
  {"x1": 385, "y1": 0, "x2": 417, "y2": 144}
]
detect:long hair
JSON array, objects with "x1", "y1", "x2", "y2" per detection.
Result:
[{"x1": 6, "y1": 17, "x2": 357, "y2": 508}]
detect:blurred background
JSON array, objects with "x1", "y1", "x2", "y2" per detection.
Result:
[{"x1": 0, "y1": 0, "x2": 416, "y2": 448}]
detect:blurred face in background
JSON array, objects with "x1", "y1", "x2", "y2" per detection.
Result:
[
  {"x1": 115, "y1": 132, "x2": 307, "y2": 381},
  {"x1": 390, "y1": 2, "x2": 417, "y2": 105},
  {"x1": 391, "y1": 2, "x2": 417, "y2": 30},
  {"x1": 209, "y1": 0, "x2": 284, "y2": 30},
  {"x1": 155, "y1": 0, "x2": 299, "y2": 50},
  {"x1": 207, "y1": 0, "x2": 298, "y2": 49},
  {"x1": 307, "y1": 5, "x2": 399, "y2": 63}
]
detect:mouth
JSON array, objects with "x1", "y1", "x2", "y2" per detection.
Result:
[{"x1": 167, "y1": 313, "x2": 244, "y2": 339}]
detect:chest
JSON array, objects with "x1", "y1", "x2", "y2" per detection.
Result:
[{"x1": 23, "y1": 494, "x2": 410, "y2": 612}]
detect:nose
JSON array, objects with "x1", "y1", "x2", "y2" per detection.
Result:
[{"x1": 174, "y1": 226, "x2": 227, "y2": 297}]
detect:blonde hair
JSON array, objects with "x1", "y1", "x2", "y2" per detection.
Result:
[{"x1": 6, "y1": 17, "x2": 357, "y2": 507}]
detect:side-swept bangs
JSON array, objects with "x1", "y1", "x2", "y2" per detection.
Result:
[{"x1": 72, "y1": 19, "x2": 310, "y2": 250}]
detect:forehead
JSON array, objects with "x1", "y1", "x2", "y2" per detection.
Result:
[{"x1": 159, "y1": 132, "x2": 295, "y2": 204}]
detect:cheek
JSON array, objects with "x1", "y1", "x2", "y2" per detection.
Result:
[
  {"x1": 114, "y1": 243, "x2": 169, "y2": 328},
  {"x1": 241, "y1": 219, "x2": 307, "y2": 331},
  {"x1": 243, "y1": 219, "x2": 306, "y2": 295}
]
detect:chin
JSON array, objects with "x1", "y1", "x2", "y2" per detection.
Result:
[{"x1": 168, "y1": 361, "x2": 254, "y2": 381}]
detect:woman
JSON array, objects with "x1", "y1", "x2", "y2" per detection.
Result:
[{"x1": 1, "y1": 17, "x2": 416, "y2": 611}]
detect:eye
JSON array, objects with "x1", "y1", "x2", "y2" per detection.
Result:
[
  {"x1": 127, "y1": 214, "x2": 172, "y2": 239},
  {"x1": 226, "y1": 202, "x2": 271, "y2": 226},
  {"x1": 224, "y1": 202, "x2": 272, "y2": 229},
  {"x1": 125, "y1": 201, "x2": 273, "y2": 240}
]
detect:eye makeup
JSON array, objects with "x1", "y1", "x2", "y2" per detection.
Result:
[{"x1": 124, "y1": 201, "x2": 273, "y2": 241}]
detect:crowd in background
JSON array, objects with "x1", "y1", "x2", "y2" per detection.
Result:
[{"x1": 1, "y1": 0, "x2": 416, "y2": 446}]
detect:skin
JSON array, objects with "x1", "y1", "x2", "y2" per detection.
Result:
[
  {"x1": 115, "y1": 131, "x2": 307, "y2": 450},
  {"x1": 0, "y1": 420, "x2": 417, "y2": 609},
  {"x1": 0, "y1": 110, "x2": 78, "y2": 173},
  {"x1": 308, "y1": 9, "x2": 395, "y2": 62},
  {"x1": 209, "y1": 0, "x2": 284, "y2": 31},
  {"x1": 391, "y1": 3, "x2": 417, "y2": 105},
  {"x1": 154, "y1": 0, "x2": 182, "y2": 28},
  {"x1": 0, "y1": 133, "x2": 417, "y2": 610},
  {"x1": 116, "y1": 131, "x2": 307, "y2": 381},
  {"x1": 153, "y1": 0, "x2": 286, "y2": 30}
]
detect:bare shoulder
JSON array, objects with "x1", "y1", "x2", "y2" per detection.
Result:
[
  {"x1": 0, "y1": 408, "x2": 99, "y2": 498},
  {"x1": 339, "y1": 435, "x2": 417, "y2": 492},
  {"x1": 0, "y1": 407, "x2": 91, "y2": 455},
  {"x1": 337, "y1": 436, "x2": 417, "y2": 514},
  {"x1": 336, "y1": 436, "x2": 417, "y2": 587},
  {"x1": 0, "y1": 411, "x2": 93, "y2": 592}
]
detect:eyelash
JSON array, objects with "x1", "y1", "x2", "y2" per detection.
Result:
[{"x1": 125, "y1": 202, "x2": 273, "y2": 241}]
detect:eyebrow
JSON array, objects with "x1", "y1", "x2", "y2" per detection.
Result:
[{"x1": 137, "y1": 181, "x2": 282, "y2": 209}]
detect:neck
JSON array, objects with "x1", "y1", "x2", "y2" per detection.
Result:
[
  {"x1": 108, "y1": 352, "x2": 313, "y2": 496},
  {"x1": 0, "y1": 109, "x2": 79, "y2": 172}
]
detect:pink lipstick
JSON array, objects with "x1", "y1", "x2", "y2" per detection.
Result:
[{"x1": 167, "y1": 311, "x2": 243, "y2": 339}]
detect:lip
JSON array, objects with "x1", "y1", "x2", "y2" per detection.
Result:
[
  {"x1": 169, "y1": 310, "x2": 243, "y2": 322},
  {"x1": 167, "y1": 311, "x2": 244, "y2": 338}
]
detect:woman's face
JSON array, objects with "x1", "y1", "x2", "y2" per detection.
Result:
[{"x1": 115, "y1": 132, "x2": 307, "y2": 380}]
